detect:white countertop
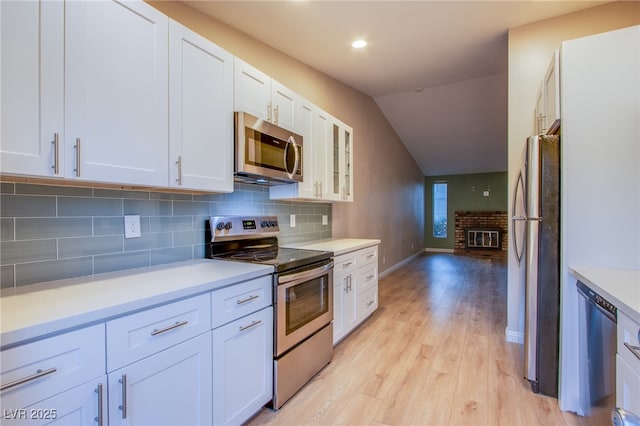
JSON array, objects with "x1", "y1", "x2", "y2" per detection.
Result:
[
  {"x1": 570, "y1": 266, "x2": 640, "y2": 323},
  {"x1": 284, "y1": 238, "x2": 380, "y2": 256},
  {"x1": 0, "y1": 260, "x2": 273, "y2": 349}
]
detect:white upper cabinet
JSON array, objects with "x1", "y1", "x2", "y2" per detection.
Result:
[
  {"x1": 1, "y1": 0, "x2": 64, "y2": 177},
  {"x1": 234, "y1": 58, "x2": 299, "y2": 132},
  {"x1": 169, "y1": 20, "x2": 234, "y2": 192},
  {"x1": 535, "y1": 49, "x2": 560, "y2": 135},
  {"x1": 65, "y1": 0, "x2": 169, "y2": 186},
  {"x1": 269, "y1": 100, "x2": 329, "y2": 200},
  {"x1": 329, "y1": 117, "x2": 353, "y2": 202}
]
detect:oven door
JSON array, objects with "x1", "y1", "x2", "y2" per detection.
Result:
[{"x1": 275, "y1": 261, "x2": 333, "y2": 356}]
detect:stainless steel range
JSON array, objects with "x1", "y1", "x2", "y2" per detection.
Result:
[{"x1": 205, "y1": 216, "x2": 334, "y2": 409}]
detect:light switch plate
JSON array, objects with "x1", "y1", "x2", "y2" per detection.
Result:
[
  {"x1": 322, "y1": 215, "x2": 328, "y2": 225},
  {"x1": 124, "y1": 215, "x2": 141, "y2": 238},
  {"x1": 290, "y1": 214, "x2": 296, "y2": 228}
]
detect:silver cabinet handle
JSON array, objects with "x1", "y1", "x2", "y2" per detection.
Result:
[
  {"x1": 0, "y1": 367, "x2": 57, "y2": 391},
  {"x1": 342, "y1": 262, "x2": 353, "y2": 268},
  {"x1": 176, "y1": 156, "x2": 182, "y2": 185},
  {"x1": 267, "y1": 104, "x2": 272, "y2": 122},
  {"x1": 52, "y1": 133, "x2": 59, "y2": 174},
  {"x1": 239, "y1": 319, "x2": 262, "y2": 332},
  {"x1": 366, "y1": 254, "x2": 375, "y2": 259},
  {"x1": 367, "y1": 274, "x2": 375, "y2": 281},
  {"x1": 74, "y1": 138, "x2": 81, "y2": 176},
  {"x1": 624, "y1": 342, "x2": 640, "y2": 361},
  {"x1": 95, "y1": 383, "x2": 104, "y2": 426},
  {"x1": 366, "y1": 300, "x2": 374, "y2": 307},
  {"x1": 151, "y1": 320, "x2": 189, "y2": 336},
  {"x1": 274, "y1": 105, "x2": 279, "y2": 125},
  {"x1": 119, "y1": 374, "x2": 127, "y2": 419},
  {"x1": 314, "y1": 182, "x2": 319, "y2": 198},
  {"x1": 236, "y1": 294, "x2": 259, "y2": 305}
]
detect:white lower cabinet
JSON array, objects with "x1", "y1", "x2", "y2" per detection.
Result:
[
  {"x1": 107, "y1": 332, "x2": 212, "y2": 426},
  {"x1": 0, "y1": 324, "x2": 106, "y2": 425},
  {"x1": 332, "y1": 245, "x2": 379, "y2": 344},
  {"x1": 333, "y1": 269, "x2": 357, "y2": 344},
  {"x1": 1, "y1": 377, "x2": 107, "y2": 426},
  {"x1": 616, "y1": 310, "x2": 640, "y2": 414},
  {"x1": 212, "y1": 306, "x2": 273, "y2": 426}
]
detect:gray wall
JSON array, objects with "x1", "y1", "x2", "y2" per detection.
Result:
[{"x1": 0, "y1": 182, "x2": 331, "y2": 290}]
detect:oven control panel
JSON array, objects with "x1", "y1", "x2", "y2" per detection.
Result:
[{"x1": 209, "y1": 216, "x2": 279, "y2": 241}]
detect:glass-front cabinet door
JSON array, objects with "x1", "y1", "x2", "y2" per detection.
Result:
[{"x1": 328, "y1": 118, "x2": 353, "y2": 202}]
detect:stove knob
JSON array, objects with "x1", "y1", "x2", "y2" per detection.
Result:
[
  {"x1": 215, "y1": 222, "x2": 225, "y2": 231},
  {"x1": 271, "y1": 221, "x2": 278, "y2": 227},
  {"x1": 260, "y1": 221, "x2": 268, "y2": 228},
  {"x1": 224, "y1": 222, "x2": 233, "y2": 230}
]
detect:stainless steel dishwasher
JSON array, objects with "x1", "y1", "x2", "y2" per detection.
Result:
[{"x1": 577, "y1": 280, "x2": 617, "y2": 417}]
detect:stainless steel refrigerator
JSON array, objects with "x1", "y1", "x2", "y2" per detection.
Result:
[{"x1": 512, "y1": 134, "x2": 560, "y2": 397}]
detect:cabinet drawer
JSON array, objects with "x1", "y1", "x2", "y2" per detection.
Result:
[
  {"x1": 616, "y1": 353, "x2": 640, "y2": 415},
  {"x1": 357, "y1": 246, "x2": 378, "y2": 266},
  {"x1": 212, "y1": 275, "x2": 272, "y2": 329},
  {"x1": 334, "y1": 253, "x2": 357, "y2": 273},
  {"x1": 1, "y1": 324, "x2": 105, "y2": 410},
  {"x1": 107, "y1": 294, "x2": 211, "y2": 371},
  {"x1": 357, "y1": 263, "x2": 377, "y2": 295},
  {"x1": 358, "y1": 286, "x2": 378, "y2": 320},
  {"x1": 617, "y1": 311, "x2": 640, "y2": 373}
]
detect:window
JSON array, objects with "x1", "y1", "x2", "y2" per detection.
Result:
[{"x1": 433, "y1": 182, "x2": 448, "y2": 238}]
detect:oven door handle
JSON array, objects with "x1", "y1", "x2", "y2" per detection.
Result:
[{"x1": 278, "y1": 261, "x2": 334, "y2": 285}]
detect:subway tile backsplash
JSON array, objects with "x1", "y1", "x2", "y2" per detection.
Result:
[{"x1": 0, "y1": 182, "x2": 332, "y2": 290}]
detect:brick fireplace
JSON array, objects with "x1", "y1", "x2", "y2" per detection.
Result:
[{"x1": 454, "y1": 211, "x2": 508, "y2": 258}]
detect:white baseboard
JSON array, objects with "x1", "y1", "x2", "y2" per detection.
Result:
[
  {"x1": 423, "y1": 247, "x2": 454, "y2": 253},
  {"x1": 379, "y1": 252, "x2": 421, "y2": 279},
  {"x1": 505, "y1": 326, "x2": 524, "y2": 344}
]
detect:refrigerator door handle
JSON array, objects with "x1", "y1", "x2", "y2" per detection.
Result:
[{"x1": 512, "y1": 216, "x2": 527, "y2": 221}]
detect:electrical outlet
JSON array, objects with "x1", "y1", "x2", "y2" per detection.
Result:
[
  {"x1": 290, "y1": 214, "x2": 296, "y2": 228},
  {"x1": 483, "y1": 191, "x2": 490, "y2": 197},
  {"x1": 124, "y1": 215, "x2": 141, "y2": 239},
  {"x1": 322, "y1": 215, "x2": 328, "y2": 225}
]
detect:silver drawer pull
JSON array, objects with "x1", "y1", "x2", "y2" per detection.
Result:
[
  {"x1": 0, "y1": 367, "x2": 57, "y2": 391},
  {"x1": 119, "y1": 374, "x2": 127, "y2": 419},
  {"x1": 151, "y1": 320, "x2": 189, "y2": 336},
  {"x1": 366, "y1": 254, "x2": 374, "y2": 259},
  {"x1": 367, "y1": 275, "x2": 375, "y2": 280},
  {"x1": 95, "y1": 383, "x2": 104, "y2": 426},
  {"x1": 342, "y1": 262, "x2": 353, "y2": 267},
  {"x1": 236, "y1": 295, "x2": 259, "y2": 305},
  {"x1": 624, "y1": 342, "x2": 640, "y2": 361},
  {"x1": 366, "y1": 300, "x2": 375, "y2": 307},
  {"x1": 239, "y1": 320, "x2": 262, "y2": 332}
]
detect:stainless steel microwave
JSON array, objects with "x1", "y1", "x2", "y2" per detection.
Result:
[{"x1": 234, "y1": 111, "x2": 303, "y2": 185}]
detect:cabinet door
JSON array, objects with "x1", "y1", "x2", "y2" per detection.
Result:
[
  {"x1": 543, "y1": 50, "x2": 560, "y2": 134},
  {"x1": 1, "y1": 377, "x2": 107, "y2": 426},
  {"x1": 327, "y1": 118, "x2": 354, "y2": 202},
  {"x1": 534, "y1": 84, "x2": 545, "y2": 134},
  {"x1": 169, "y1": 20, "x2": 233, "y2": 192},
  {"x1": 616, "y1": 354, "x2": 640, "y2": 415},
  {"x1": 234, "y1": 58, "x2": 271, "y2": 121},
  {"x1": 108, "y1": 333, "x2": 212, "y2": 426},
  {"x1": 65, "y1": 0, "x2": 168, "y2": 186},
  {"x1": 271, "y1": 79, "x2": 298, "y2": 131},
  {"x1": 0, "y1": 0, "x2": 64, "y2": 177},
  {"x1": 212, "y1": 307, "x2": 273, "y2": 426},
  {"x1": 313, "y1": 109, "x2": 331, "y2": 199},
  {"x1": 333, "y1": 272, "x2": 357, "y2": 344}
]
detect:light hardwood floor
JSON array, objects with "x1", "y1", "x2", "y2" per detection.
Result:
[{"x1": 248, "y1": 253, "x2": 606, "y2": 426}]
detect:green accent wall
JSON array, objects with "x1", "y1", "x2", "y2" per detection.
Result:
[{"x1": 425, "y1": 172, "x2": 508, "y2": 249}]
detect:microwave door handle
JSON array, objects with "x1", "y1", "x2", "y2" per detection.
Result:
[{"x1": 285, "y1": 136, "x2": 300, "y2": 176}]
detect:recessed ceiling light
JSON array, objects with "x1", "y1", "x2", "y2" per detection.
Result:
[{"x1": 352, "y1": 39, "x2": 367, "y2": 49}]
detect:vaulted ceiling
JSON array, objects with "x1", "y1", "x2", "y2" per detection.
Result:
[{"x1": 184, "y1": 1, "x2": 608, "y2": 176}]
